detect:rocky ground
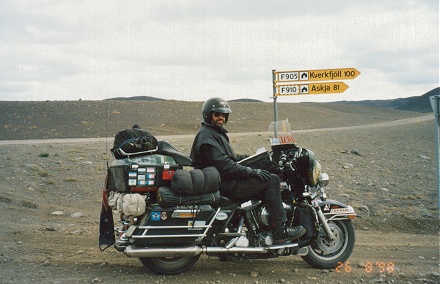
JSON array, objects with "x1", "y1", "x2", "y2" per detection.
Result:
[{"x1": 0, "y1": 100, "x2": 439, "y2": 283}]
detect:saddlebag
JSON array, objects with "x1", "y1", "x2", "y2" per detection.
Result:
[
  {"x1": 157, "y1": 186, "x2": 221, "y2": 208},
  {"x1": 291, "y1": 204, "x2": 317, "y2": 242},
  {"x1": 132, "y1": 204, "x2": 219, "y2": 245},
  {"x1": 170, "y1": 167, "x2": 220, "y2": 195}
]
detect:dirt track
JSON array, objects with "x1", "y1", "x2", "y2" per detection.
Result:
[{"x1": 0, "y1": 229, "x2": 438, "y2": 283}]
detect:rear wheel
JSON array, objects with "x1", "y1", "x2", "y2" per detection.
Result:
[
  {"x1": 302, "y1": 219, "x2": 355, "y2": 269},
  {"x1": 139, "y1": 255, "x2": 201, "y2": 275}
]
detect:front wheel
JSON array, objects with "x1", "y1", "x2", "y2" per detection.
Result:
[
  {"x1": 139, "y1": 255, "x2": 201, "y2": 275},
  {"x1": 302, "y1": 219, "x2": 355, "y2": 269}
]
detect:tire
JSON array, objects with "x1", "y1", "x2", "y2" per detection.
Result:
[
  {"x1": 302, "y1": 219, "x2": 355, "y2": 269},
  {"x1": 139, "y1": 255, "x2": 201, "y2": 275}
]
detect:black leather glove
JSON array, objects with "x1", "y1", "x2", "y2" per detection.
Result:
[
  {"x1": 251, "y1": 169, "x2": 271, "y2": 182},
  {"x1": 236, "y1": 154, "x2": 249, "y2": 161}
]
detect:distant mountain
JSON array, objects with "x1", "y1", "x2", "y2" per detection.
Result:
[
  {"x1": 333, "y1": 87, "x2": 439, "y2": 113},
  {"x1": 229, "y1": 98, "x2": 263, "y2": 103},
  {"x1": 106, "y1": 96, "x2": 164, "y2": 101},
  {"x1": 105, "y1": 88, "x2": 439, "y2": 113},
  {"x1": 106, "y1": 96, "x2": 263, "y2": 103}
]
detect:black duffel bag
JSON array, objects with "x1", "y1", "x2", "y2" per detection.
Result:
[
  {"x1": 111, "y1": 125, "x2": 158, "y2": 159},
  {"x1": 170, "y1": 166, "x2": 220, "y2": 196}
]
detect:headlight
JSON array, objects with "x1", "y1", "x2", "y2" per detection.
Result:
[
  {"x1": 308, "y1": 160, "x2": 321, "y2": 187},
  {"x1": 296, "y1": 149, "x2": 321, "y2": 187}
]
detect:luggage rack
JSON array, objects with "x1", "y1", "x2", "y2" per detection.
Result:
[
  {"x1": 112, "y1": 147, "x2": 159, "y2": 159},
  {"x1": 130, "y1": 208, "x2": 221, "y2": 242},
  {"x1": 112, "y1": 140, "x2": 193, "y2": 166}
]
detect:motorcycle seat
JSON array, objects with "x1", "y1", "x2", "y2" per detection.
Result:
[
  {"x1": 218, "y1": 196, "x2": 236, "y2": 209},
  {"x1": 156, "y1": 140, "x2": 193, "y2": 166}
]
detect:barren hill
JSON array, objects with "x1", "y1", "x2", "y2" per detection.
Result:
[
  {"x1": 0, "y1": 100, "x2": 428, "y2": 140},
  {"x1": 334, "y1": 87, "x2": 438, "y2": 113}
]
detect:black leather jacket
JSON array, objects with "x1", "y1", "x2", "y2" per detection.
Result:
[{"x1": 190, "y1": 122, "x2": 253, "y2": 181}]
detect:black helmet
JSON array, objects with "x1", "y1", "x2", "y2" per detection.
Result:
[{"x1": 202, "y1": 97, "x2": 232, "y2": 123}]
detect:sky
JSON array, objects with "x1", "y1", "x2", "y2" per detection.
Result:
[{"x1": 0, "y1": 0, "x2": 438, "y2": 103}]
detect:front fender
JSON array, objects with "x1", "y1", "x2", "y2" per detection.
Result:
[{"x1": 318, "y1": 199, "x2": 356, "y2": 220}]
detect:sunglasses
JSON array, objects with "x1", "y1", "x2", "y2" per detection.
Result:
[{"x1": 213, "y1": 112, "x2": 228, "y2": 118}]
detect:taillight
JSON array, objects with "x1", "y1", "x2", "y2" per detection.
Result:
[{"x1": 162, "y1": 170, "x2": 175, "y2": 181}]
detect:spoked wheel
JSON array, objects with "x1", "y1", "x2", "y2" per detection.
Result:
[
  {"x1": 139, "y1": 255, "x2": 201, "y2": 275},
  {"x1": 302, "y1": 220, "x2": 355, "y2": 269}
]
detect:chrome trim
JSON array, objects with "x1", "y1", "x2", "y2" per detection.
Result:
[
  {"x1": 113, "y1": 146, "x2": 159, "y2": 158},
  {"x1": 125, "y1": 246, "x2": 204, "y2": 258},
  {"x1": 325, "y1": 214, "x2": 356, "y2": 221},
  {"x1": 124, "y1": 242, "x2": 300, "y2": 258},
  {"x1": 131, "y1": 207, "x2": 221, "y2": 243},
  {"x1": 317, "y1": 208, "x2": 335, "y2": 239},
  {"x1": 137, "y1": 225, "x2": 208, "y2": 229},
  {"x1": 225, "y1": 216, "x2": 245, "y2": 249}
]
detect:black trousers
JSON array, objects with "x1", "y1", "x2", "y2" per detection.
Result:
[{"x1": 219, "y1": 174, "x2": 287, "y2": 228}]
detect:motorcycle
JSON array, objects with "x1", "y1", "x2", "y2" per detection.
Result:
[{"x1": 99, "y1": 130, "x2": 356, "y2": 275}]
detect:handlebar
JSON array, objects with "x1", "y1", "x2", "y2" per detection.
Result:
[{"x1": 278, "y1": 147, "x2": 303, "y2": 167}]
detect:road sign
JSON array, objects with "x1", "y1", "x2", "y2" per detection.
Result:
[
  {"x1": 271, "y1": 67, "x2": 359, "y2": 136},
  {"x1": 275, "y1": 82, "x2": 349, "y2": 96},
  {"x1": 430, "y1": 95, "x2": 440, "y2": 210},
  {"x1": 275, "y1": 68, "x2": 360, "y2": 83}
]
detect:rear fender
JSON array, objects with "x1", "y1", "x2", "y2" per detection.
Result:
[{"x1": 318, "y1": 199, "x2": 356, "y2": 221}]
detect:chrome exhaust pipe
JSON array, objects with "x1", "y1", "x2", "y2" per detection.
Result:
[
  {"x1": 125, "y1": 246, "x2": 204, "y2": 258},
  {"x1": 124, "y1": 243, "x2": 299, "y2": 258},
  {"x1": 205, "y1": 243, "x2": 298, "y2": 254}
]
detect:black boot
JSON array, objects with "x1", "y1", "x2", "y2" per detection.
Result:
[{"x1": 272, "y1": 224, "x2": 306, "y2": 244}]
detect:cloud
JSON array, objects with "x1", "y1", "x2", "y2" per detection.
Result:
[{"x1": 0, "y1": 0, "x2": 438, "y2": 102}]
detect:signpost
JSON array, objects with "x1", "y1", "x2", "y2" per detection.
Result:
[
  {"x1": 276, "y1": 82, "x2": 349, "y2": 96},
  {"x1": 271, "y1": 67, "x2": 360, "y2": 140},
  {"x1": 276, "y1": 68, "x2": 360, "y2": 83},
  {"x1": 430, "y1": 95, "x2": 440, "y2": 210}
]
